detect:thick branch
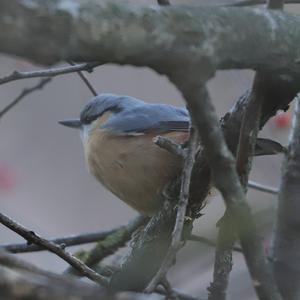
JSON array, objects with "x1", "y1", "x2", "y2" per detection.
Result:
[
  {"x1": 208, "y1": 72, "x2": 264, "y2": 300},
  {"x1": 1, "y1": 1, "x2": 300, "y2": 77},
  {"x1": 171, "y1": 77, "x2": 281, "y2": 300}
]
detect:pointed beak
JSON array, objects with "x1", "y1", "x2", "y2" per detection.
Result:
[{"x1": 58, "y1": 119, "x2": 82, "y2": 129}]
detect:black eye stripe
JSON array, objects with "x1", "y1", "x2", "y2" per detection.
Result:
[{"x1": 79, "y1": 95, "x2": 124, "y2": 125}]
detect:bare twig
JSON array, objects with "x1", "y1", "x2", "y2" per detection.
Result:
[
  {"x1": 0, "y1": 250, "x2": 62, "y2": 279},
  {"x1": 153, "y1": 136, "x2": 185, "y2": 157},
  {"x1": 0, "y1": 62, "x2": 102, "y2": 85},
  {"x1": 67, "y1": 61, "x2": 98, "y2": 96},
  {"x1": 145, "y1": 127, "x2": 198, "y2": 293},
  {"x1": 0, "y1": 212, "x2": 108, "y2": 286},
  {"x1": 188, "y1": 234, "x2": 242, "y2": 253},
  {"x1": 0, "y1": 78, "x2": 51, "y2": 119},
  {"x1": 248, "y1": 180, "x2": 279, "y2": 195},
  {"x1": 1, "y1": 215, "x2": 146, "y2": 254}
]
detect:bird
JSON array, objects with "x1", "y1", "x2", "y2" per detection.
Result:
[
  {"x1": 59, "y1": 94, "x2": 190, "y2": 216},
  {"x1": 59, "y1": 93, "x2": 286, "y2": 216}
]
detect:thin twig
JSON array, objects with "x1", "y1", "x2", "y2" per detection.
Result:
[
  {"x1": 0, "y1": 62, "x2": 102, "y2": 85},
  {"x1": 248, "y1": 180, "x2": 279, "y2": 195},
  {"x1": 0, "y1": 212, "x2": 108, "y2": 286},
  {"x1": 153, "y1": 136, "x2": 185, "y2": 157},
  {"x1": 145, "y1": 127, "x2": 198, "y2": 293},
  {"x1": 67, "y1": 61, "x2": 98, "y2": 96},
  {"x1": 0, "y1": 250, "x2": 64, "y2": 279},
  {"x1": 0, "y1": 215, "x2": 146, "y2": 254},
  {"x1": 0, "y1": 78, "x2": 51, "y2": 119},
  {"x1": 188, "y1": 234, "x2": 242, "y2": 253}
]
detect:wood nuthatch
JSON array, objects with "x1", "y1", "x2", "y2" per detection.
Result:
[
  {"x1": 59, "y1": 94, "x2": 189, "y2": 215},
  {"x1": 59, "y1": 94, "x2": 286, "y2": 215}
]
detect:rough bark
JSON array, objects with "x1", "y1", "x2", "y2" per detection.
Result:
[{"x1": 0, "y1": 1, "x2": 299, "y2": 78}]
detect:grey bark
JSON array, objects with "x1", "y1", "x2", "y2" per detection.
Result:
[{"x1": 0, "y1": 1, "x2": 300, "y2": 77}]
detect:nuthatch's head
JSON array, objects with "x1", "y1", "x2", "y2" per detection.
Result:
[{"x1": 58, "y1": 93, "x2": 143, "y2": 142}]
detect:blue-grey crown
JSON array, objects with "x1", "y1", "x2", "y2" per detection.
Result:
[{"x1": 79, "y1": 93, "x2": 142, "y2": 125}]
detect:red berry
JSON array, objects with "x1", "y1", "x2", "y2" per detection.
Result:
[
  {"x1": 0, "y1": 163, "x2": 16, "y2": 191},
  {"x1": 273, "y1": 112, "x2": 291, "y2": 128}
]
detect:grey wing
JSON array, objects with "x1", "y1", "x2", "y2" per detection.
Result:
[{"x1": 100, "y1": 103, "x2": 190, "y2": 135}]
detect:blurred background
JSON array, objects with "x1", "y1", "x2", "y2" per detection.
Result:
[{"x1": 0, "y1": 0, "x2": 297, "y2": 299}]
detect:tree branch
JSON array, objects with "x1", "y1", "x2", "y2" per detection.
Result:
[
  {"x1": 67, "y1": 61, "x2": 98, "y2": 96},
  {"x1": 188, "y1": 234, "x2": 242, "y2": 253},
  {"x1": 153, "y1": 136, "x2": 186, "y2": 158},
  {"x1": 0, "y1": 212, "x2": 108, "y2": 286},
  {"x1": 208, "y1": 72, "x2": 264, "y2": 300},
  {"x1": 0, "y1": 250, "x2": 63, "y2": 278},
  {"x1": 145, "y1": 127, "x2": 198, "y2": 292},
  {"x1": 248, "y1": 180, "x2": 279, "y2": 195},
  {"x1": 0, "y1": 62, "x2": 102, "y2": 85},
  {"x1": 0, "y1": 216, "x2": 147, "y2": 254},
  {"x1": 170, "y1": 77, "x2": 281, "y2": 300},
  {"x1": 1, "y1": 1, "x2": 300, "y2": 77}
]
